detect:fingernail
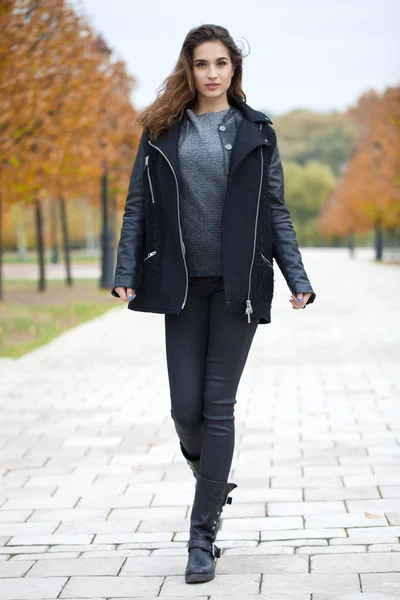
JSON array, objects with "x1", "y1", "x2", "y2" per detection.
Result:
[
  {"x1": 297, "y1": 296, "x2": 302, "y2": 302},
  {"x1": 128, "y1": 295, "x2": 133, "y2": 300}
]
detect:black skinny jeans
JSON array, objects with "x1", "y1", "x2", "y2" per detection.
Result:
[{"x1": 164, "y1": 276, "x2": 259, "y2": 482}]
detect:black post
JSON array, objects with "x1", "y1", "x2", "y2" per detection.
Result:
[
  {"x1": 0, "y1": 188, "x2": 3, "y2": 301},
  {"x1": 100, "y1": 164, "x2": 115, "y2": 289},
  {"x1": 35, "y1": 198, "x2": 46, "y2": 292},
  {"x1": 59, "y1": 195, "x2": 72, "y2": 286},
  {"x1": 348, "y1": 227, "x2": 355, "y2": 258},
  {"x1": 50, "y1": 200, "x2": 59, "y2": 264},
  {"x1": 375, "y1": 217, "x2": 383, "y2": 260}
]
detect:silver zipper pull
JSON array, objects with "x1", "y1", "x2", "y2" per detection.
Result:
[
  {"x1": 145, "y1": 155, "x2": 149, "y2": 166},
  {"x1": 245, "y1": 299, "x2": 253, "y2": 323}
]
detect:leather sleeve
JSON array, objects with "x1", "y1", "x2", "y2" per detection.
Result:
[
  {"x1": 268, "y1": 143, "x2": 316, "y2": 306},
  {"x1": 111, "y1": 129, "x2": 147, "y2": 298}
]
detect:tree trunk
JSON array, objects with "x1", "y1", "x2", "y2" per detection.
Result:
[
  {"x1": 50, "y1": 200, "x2": 59, "y2": 264},
  {"x1": 35, "y1": 198, "x2": 46, "y2": 292},
  {"x1": 375, "y1": 218, "x2": 383, "y2": 260},
  {"x1": 59, "y1": 195, "x2": 72, "y2": 286}
]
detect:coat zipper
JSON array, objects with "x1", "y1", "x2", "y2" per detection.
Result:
[
  {"x1": 261, "y1": 253, "x2": 273, "y2": 269},
  {"x1": 148, "y1": 141, "x2": 188, "y2": 310},
  {"x1": 245, "y1": 125, "x2": 264, "y2": 324},
  {"x1": 144, "y1": 250, "x2": 157, "y2": 261},
  {"x1": 145, "y1": 155, "x2": 155, "y2": 203}
]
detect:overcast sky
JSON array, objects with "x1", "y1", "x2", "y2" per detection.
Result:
[{"x1": 74, "y1": 0, "x2": 399, "y2": 116}]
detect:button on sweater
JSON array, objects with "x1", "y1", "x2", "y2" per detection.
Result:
[{"x1": 178, "y1": 104, "x2": 243, "y2": 276}]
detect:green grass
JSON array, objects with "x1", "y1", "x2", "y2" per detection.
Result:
[
  {"x1": 0, "y1": 279, "x2": 117, "y2": 358},
  {"x1": 3, "y1": 252, "x2": 100, "y2": 264}
]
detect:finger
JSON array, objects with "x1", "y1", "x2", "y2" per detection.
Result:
[
  {"x1": 289, "y1": 294, "x2": 302, "y2": 309},
  {"x1": 115, "y1": 287, "x2": 128, "y2": 301},
  {"x1": 127, "y1": 288, "x2": 136, "y2": 302}
]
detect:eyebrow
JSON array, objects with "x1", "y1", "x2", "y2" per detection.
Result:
[{"x1": 193, "y1": 57, "x2": 229, "y2": 62}]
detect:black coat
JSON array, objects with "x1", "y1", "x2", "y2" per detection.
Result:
[{"x1": 111, "y1": 97, "x2": 316, "y2": 324}]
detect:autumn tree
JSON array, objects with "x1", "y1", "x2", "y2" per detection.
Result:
[
  {"x1": 0, "y1": 0, "x2": 139, "y2": 297},
  {"x1": 318, "y1": 87, "x2": 400, "y2": 256}
]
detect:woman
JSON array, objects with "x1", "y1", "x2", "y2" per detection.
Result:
[{"x1": 111, "y1": 24, "x2": 316, "y2": 584}]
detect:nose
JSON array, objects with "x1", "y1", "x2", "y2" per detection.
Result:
[{"x1": 207, "y1": 65, "x2": 218, "y2": 79}]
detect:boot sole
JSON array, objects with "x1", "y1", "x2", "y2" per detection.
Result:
[{"x1": 185, "y1": 571, "x2": 215, "y2": 584}]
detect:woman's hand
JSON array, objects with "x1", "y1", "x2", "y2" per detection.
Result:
[
  {"x1": 289, "y1": 292, "x2": 312, "y2": 310},
  {"x1": 114, "y1": 286, "x2": 136, "y2": 302}
]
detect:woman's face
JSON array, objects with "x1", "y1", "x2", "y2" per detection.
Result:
[{"x1": 192, "y1": 41, "x2": 234, "y2": 103}]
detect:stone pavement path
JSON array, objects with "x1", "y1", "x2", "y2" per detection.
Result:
[{"x1": 0, "y1": 248, "x2": 399, "y2": 600}]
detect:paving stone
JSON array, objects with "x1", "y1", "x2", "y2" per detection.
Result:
[
  {"x1": 296, "y1": 545, "x2": 367, "y2": 554},
  {"x1": 2, "y1": 497, "x2": 79, "y2": 510},
  {"x1": 27, "y1": 557, "x2": 125, "y2": 577},
  {"x1": 0, "y1": 577, "x2": 67, "y2": 599},
  {"x1": 160, "y1": 573, "x2": 260, "y2": 596},
  {"x1": 56, "y1": 520, "x2": 141, "y2": 535},
  {"x1": 0, "y1": 545, "x2": 48, "y2": 554},
  {"x1": 61, "y1": 575, "x2": 163, "y2": 598},
  {"x1": 81, "y1": 549, "x2": 151, "y2": 558},
  {"x1": 380, "y1": 486, "x2": 400, "y2": 498},
  {"x1": 0, "y1": 522, "x2": 58, "y2": 536},
  {"x1": 0, "y1": 510, "x2": 33, "y2": 523},
  {"x1": 7, "y1": 534, "x2": 94, "y2": 546},
  {"x1": 223, "y1": 546, "x2": 295, "y2": 555},
  {"x1": 11, "y1": 551, "x2": 79, "y2": 560},
  {"x1": 108, "y1": 506, "x2": 187, "y2": 520},
  {"x1": 368, "y1": 543, "x2": 400, "y2": 552},
  {"x1": 312, "y1": 551, "x2": 400, "y2": 572},
  {"x1": 329, "y1": 536, "x2": 400, "y2": 545},
  {"x1": 305, "y1": 512, "x2": 388, "y2": 528},
  {"x1": 267, "y1": 501, "x2": 345, "y2": 515},
  {"x1": 28, "y1": 509, "x2": 109, "y2": 522},
  {"x1": 212, "y1": 596, "x2": 311, "y2": 600},
  {"x1": 361, "y1": 573, "x2": 400, "y2": 595},
  {"x1": 260, "y1": 528, "x2": 346, "y2": 541},
  {"x1": 347, "y1": 526, "x2": 400, "y2": 538},
  {"x1": 259, "y1": 573, "x2": 360, "y2": 594},
  {"x1": 221, "y1": 516, "x2": 303, "y2": 531},
  {"x1": 314, "y1": 594, "x2": 400, "y2": 600},
  {"x1": 0, "y1": 559, "x2": 34, "y2": 577}
]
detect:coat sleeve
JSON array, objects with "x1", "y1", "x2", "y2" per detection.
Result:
[
  {"x1": 111, "y1": 129, "x2": 147, "y2": 298},
  {"x1": 268, "y1": 142, "x2": 316, "y2": 306}
]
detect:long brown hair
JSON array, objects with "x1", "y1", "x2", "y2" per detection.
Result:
[{"x1": 136, "y1": 24, "x2": 247, "y2": 140}]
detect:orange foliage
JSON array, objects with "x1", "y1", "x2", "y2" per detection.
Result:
[
  {"x1": 318, "y1": 87, "x2": 400, "y2": 237},
  {"x1": 0, "y1": 0, "x2": 140, "y2": 208}
]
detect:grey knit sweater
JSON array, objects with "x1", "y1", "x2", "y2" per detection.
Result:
[{"x1": 178, "y1": 104, "x2": 243, "y2": 276}]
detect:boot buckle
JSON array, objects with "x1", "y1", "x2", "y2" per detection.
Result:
[{"x1": 211, "y1": 542, "x2": 221, "y2": 559}]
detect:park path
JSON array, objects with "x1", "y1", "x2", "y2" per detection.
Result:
[{"x1": 0, "y1": 248, "x2": 399, "y2": 600}]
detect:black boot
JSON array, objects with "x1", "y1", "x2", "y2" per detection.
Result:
[
  {"x1": 185, "y1": 473, "x2": 237, "y2": 584},
  {"x1": 179, "y1": 441, "x2": 201, "y2": 480}
]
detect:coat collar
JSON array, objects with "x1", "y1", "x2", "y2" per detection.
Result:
[{"x1": 148, "y1": 99, "x2": 273, "y2": 179}]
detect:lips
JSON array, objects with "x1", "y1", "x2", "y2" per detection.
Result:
[{"x1": 205, "y1": 84, "x2": 219, "y2": 89}]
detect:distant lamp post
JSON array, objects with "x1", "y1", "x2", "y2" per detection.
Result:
[
  {"x1": 100, "y1": 162, "x2": 115, "y2": 289},
  {"x1": 96, "y1": 36, "x2": 115, "y2": 288},
  {"x1": 372, "y1": 141, "x2": 383, "y2": 260}
]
